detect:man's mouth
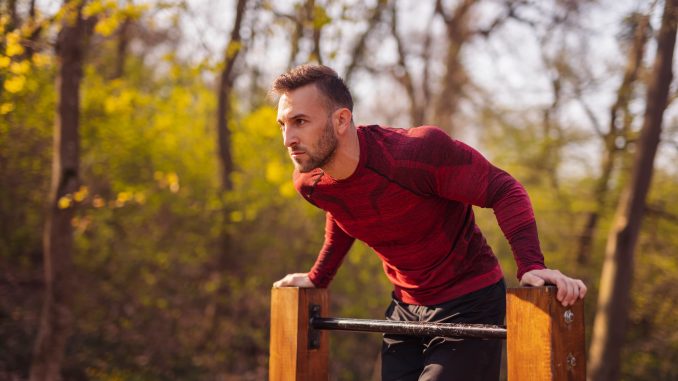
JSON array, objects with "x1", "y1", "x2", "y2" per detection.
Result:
[{"x1": 290, "y1": 150, "x2": 305, "y2": 158}]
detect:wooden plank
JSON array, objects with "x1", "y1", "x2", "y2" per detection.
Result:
[
  {"x1": 269, "y1": 287, "x2": 329, "y2": 381},
  {"x1": 507, "y1": 287, "x2": 553, "y2": 380},
  {"x1": 551, "y1": 290, "x2": 586, "y2": 380},
  {"x1": 269, "y1": 287, "x2": 299, "y2": 381},
  {"x1": 506, "y1": 286, "x2": 585, "y2": 381}
]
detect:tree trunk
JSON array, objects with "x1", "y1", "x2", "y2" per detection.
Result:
[
  {"x1": 308, "y1": 0, "x2": 323, "y2": 64},
  {"x1": 390, "y1": 0, "x2": 424, "y2": 126},
  {"x1": 6, "y1": 0, "x2": 19, "y2": 30},
  {"x1": 216, "y1": 0, "x2": 247, "y2": 192},
  {"x1": 587, "y1": 1, "x2": 677, "y2": 380},
  {"x1": 284, "y1": 0, "x2": 325, "y2": 65},
  {"x1": 577, "y1": 14, "x2": 650, "y2": 265},
  {"x1": 113, "y1": 16, "x2": 131, "y2": 79},
  {"x1": 286, "y1": 2, "x2": 304, "y2": 68},
  {"x1": 22, "y1": 0, "x2": 42, "y2": 60},
  {"x1": 434, "y1": 0, "x2": 475, "y2": 136},
  {"x1": 344, "y1": 0, "x2": 388, "y2": 84},
  {"x1": 201, "y1": 0, "x2": 248, "y2": 353},
  {"x1": 29, "y1": 2, "x2": 88, "y2": 380}
]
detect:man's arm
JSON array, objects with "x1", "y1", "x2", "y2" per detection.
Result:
[
  {"x1": 480, "y1": 159, "x2": 587, "y2": 306},
  {"x1": 424, "y1": 128, "x2": 586, "y2": 306},
  {"x1": 273, "y1": 212, "x2": 355, "y2": 288}
]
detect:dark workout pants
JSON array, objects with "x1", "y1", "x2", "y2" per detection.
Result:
[{"x1": 381, "y1": 280, "x2": 506, "y2": 381}]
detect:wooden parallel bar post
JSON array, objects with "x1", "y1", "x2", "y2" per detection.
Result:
[
  {"x1": 507, "y1": 286, "x2": 586, "y2": 381},
  {"x1": 269, "y1": 287, "x2": 329, "y2": 381}
]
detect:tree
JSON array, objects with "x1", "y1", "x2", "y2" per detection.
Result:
[
  {"x1": 576, "y1": 12, "x2": 651, "y2": 265},
  {"x1": 216, "y1": 0, "x2": 247, "y2": 193},
  {"x1": 343, "y1": 0, "x2": 389, "y2": 84},
  {"x1": 203, "y1": 0, "x2": 248, "y2": 355},
  {"x1": 29, "y1": 1, "x2": 91, "y2": 380},
  {"x1": 588, "y1": 0, "x2": 678, "y2": 379},
  {"x1": 388, "y1": 0, "x2": 433, "y2": 126},
  {"x1": 433, "y1": 0, "x2": 476, "y2": 135}
]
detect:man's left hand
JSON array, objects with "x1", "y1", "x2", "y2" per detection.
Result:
[{"x1": 520, "y1": 269, "x2": 587, "y2": 307}]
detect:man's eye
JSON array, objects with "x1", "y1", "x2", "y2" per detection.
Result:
[{"x1": 298, "y1": 119, "x2": 306, "y2": 125}]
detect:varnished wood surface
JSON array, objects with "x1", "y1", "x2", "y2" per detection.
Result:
[
  {"x1": 551, "y1": 290, "x2": 586, "y2": 380},
  {"x1": 507, "y1": 287, "x2": 554, "y2": 380},
  {"x1": 269, "y1": 287, "x2": 329, "y2": 381},
  {"x1": 507, "y1": 286, "x2": 585, "y2": 381}
]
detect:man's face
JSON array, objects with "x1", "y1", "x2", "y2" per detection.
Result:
[{"x1": 276, "y1": 84, "x2": 338, "y2": 173}]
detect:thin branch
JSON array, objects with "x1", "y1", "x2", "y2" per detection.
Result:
[
  {"x1": 344, "y1": 0, "x2": 388, "y2": 84},
  {"x1": 646, "y1": 203, "x2": 678, "y2": 224},
  {"x1": 434, "y1": 0, "x2": 451, "y2": 25},
  {"x1": 572, "y1": 84, "x2": 605, "y2": 137},
  {"x1": 475, "y1": 0, "x2": 537, "y2": 37},
  {"x1": 389, "y1": 0, "x2": 420, "y2": 125}
]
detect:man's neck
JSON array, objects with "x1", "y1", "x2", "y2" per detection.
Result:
[{"x1": 322, "y1": 127, "x2": 360, "y2": 180}]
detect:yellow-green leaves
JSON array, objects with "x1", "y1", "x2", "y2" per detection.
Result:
[
  {"x1": 3, "y1": 75, "x2": 25, "y2": 93},
  {"x1": 0, "y1": 102, "x2": 15, "y2": 115},
  {"x1": 83, "y1": 0, "x2": 149, "y2": 37},
  {"x1": 4, "y1": 31, "x2": 24, "y2": 57},
  {"x1": 1, "y1": 32, "x2": 30, "y2": 95}
]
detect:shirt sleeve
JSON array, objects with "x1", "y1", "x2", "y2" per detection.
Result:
[
  {"x1": 426, "y1": 129, "x2": 546, "y2": 279},
  {"x1": 307, "y1": 212, "x2": 355, "y2": 287}
]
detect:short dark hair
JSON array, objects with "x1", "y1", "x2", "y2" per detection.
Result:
[{"x1": 271, "y1": 64, "x2": 353, "y2": 112}]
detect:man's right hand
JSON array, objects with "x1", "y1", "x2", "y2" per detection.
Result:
[{"x1": 273, "y1": 273, "x2": 315, "y2": 288}]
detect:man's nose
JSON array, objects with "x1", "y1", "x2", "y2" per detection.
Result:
[{"x1": 283, "y1": 127, "x2": 298, "y2": 147}]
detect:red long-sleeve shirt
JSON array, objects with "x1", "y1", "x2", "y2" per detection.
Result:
[{"x1": 294, "y1": 125, "x2": 546, "y2": 305}]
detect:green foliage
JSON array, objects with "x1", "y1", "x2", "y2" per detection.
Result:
[
  {"x1": 0, "y1": 64, "x2": 54, "y2": 261},
  {"x1": 0, "y1": 17, "x2": 58, "y2": 379},
  {"x1": 620, "y1": 169, "x2": 678, "y2": 380}
]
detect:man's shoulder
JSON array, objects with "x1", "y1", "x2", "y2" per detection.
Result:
[
  {"x1": 359, "y1": 124, "x2": 449, "y2": 143},
  {"x1": 360, "y1": 124, "x2": 462, "y2": 163}
]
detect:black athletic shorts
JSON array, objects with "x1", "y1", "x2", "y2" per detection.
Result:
[{"x1": 381, "y1": 279, "x2": 506, "y2": 381}]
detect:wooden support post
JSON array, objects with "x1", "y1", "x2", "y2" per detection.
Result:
[
  {"x1": 269, "y1": 287, "x2": 329, "y2": 381},
  {"x1": 507, "y1": 286, "x2": 586, "y2": 381}
]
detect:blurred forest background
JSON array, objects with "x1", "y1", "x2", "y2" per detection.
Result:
[{"x1": 1, "y1": 0, "x2": 677, "y2": 380}]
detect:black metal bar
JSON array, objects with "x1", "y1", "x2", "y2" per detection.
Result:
[{"x1": 311, "y1": 317, "x2": 507, "y2": 340}]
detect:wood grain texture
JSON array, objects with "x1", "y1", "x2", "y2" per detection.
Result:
[
  {"x1": 507, "y1": 287, "x2": 554, "y2": 381},
  {"x1": 507, "y1": 286, "x2": 585, "y2": 381},
  {"x1": 551, "y1": 291, "x2": 586, "y2": 380},
  {"x1": 269, "y1": 287, "x2": 329, "y2": 381}
]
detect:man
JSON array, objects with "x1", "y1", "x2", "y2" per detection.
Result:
[{"x1": 272, "y1": 64, "x2": 586, "y2": 381}]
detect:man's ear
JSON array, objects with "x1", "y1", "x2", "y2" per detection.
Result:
[{"x1": 334, "y1": 108, "x2": 353, "y2": 134}]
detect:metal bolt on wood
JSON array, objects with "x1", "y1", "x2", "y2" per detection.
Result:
[{"x1": 567, "y1": 353, "x2": 577, "y2": 369}]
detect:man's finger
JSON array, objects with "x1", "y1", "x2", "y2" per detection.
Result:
[
  {"x1": 554, "y1": 275, "x2": 567, "y2": 303},
  {"x1": 273, "y1": 274, "x2": 291, "y2": 288},
  {"x1": 577, "y1": 279, "x2": 587, "y2": 298},
  {"x1": 565, "y1": 279, "x2": 577, "y2": 306},
  {"x1": 559, "y1": 277, "x2": 570, "y2": 305},
  {"x1": 520, "y1": 272, "x2": 545, "y2": 287},
  {"x1": 572, "y1": 280, "x2": 580, "y2": 305}
]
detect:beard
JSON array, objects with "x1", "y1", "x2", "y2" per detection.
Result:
[{"x1": 293, "y1": 118, "x2": 338, "y2": 173}]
